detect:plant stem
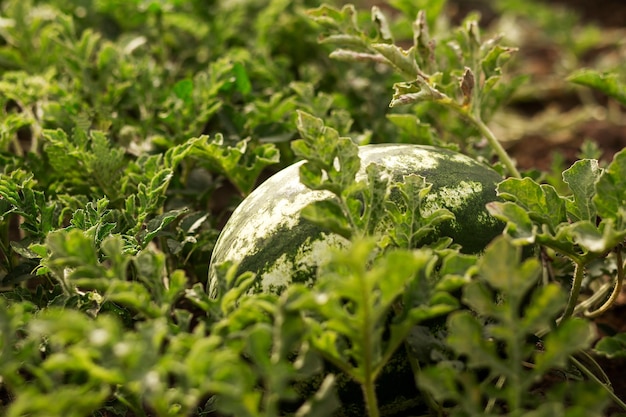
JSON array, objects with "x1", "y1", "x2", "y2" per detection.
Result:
[
  {"x1": 585, "y1": 247, "x2": 624, "y2": 318},
  {"x1": 359, "y1": 258, "x2": 380, "y2": 417},
  {"x1": 559, "y1": 260, "x2": 585, "y2": 323},
  {"x1": 362, "y1": 377, "x2": 380, "y2": 417},
  {"x1": 471, "y1": 116, "x2": 521, "y2": 179},
  {"x1": 436, "y1": 94, "x2": 521, "y2": 179},
  {"x1": 570, "y1": 356, "x2": 626, "y2": 412}
]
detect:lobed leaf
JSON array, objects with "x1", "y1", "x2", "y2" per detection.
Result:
[
  {"x1": 562, "y1": 159, "x2": 602, "y2": 222},
  {"x1": 497, "y1": 177, "x2": 567, "y2": 232},
  {"x1": 593, "y1": 148, "x2": 626, "y2": 225},
  {"x1": 569, "y1": 69, "x2": 626, "y2": 106},
  {"x1": 534, "y1": 318, "x2": 595, "y2": 374}
]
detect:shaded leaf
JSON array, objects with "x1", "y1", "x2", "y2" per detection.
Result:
[
  {"x1": 594, "y1": 333, "x2": 626, "y2": 359},
  {"x1": 534, "y1": 318, "x2": 594, "y2": 374}
]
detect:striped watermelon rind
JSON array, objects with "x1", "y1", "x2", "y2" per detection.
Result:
[{"x1": 209, "y1": 144, "x2": 504, "y2": 297}]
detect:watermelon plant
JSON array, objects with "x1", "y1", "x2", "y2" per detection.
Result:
[{"x1": 1, "y1": 0, "x2": 626, "y2": 417}]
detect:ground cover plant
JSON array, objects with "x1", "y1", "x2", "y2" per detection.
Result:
[{"x1": 1, "y1": 0, "x2": 626, "y2": 416}]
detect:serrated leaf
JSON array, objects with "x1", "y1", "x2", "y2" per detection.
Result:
[
  {"x1": 521, "y1": 284, "x2": 566, "y2": 334},
  {"x1": 593, "y1": 148, "x2": 626, "y2": 224},
  {"x1": 461, "y1": 280, "x2": 497, "y2": 317},
  {"x1": 476, "y1": 236, "x2": 541, "y2": 296},
  {"x1": 385, "y1": 174, "x2": 454, "y2": 248},
  {"x1": 191, "y1": 134, "x2": 279, "y2": 195},
  {"x1": 568, "y1": 69, "x2": 626, "y2": 106},
  {"x1": 293, "y1": 111, "x2": 360, "y2": 193},
  {"x1": 497, "y1": 177, "x2": 567, "y2": 232},
  {"x1": 310, "y1": 240, "x2": 440, "y2": 384},
  {"x1": 306, "y1": 4, "x2": 359, "y2": 32},
  {"x1": 357, "y1": 163, "x2": 389, "y2": 236},
  {"x1": 562, "y1": 220, "x2": 626, "y2": 254},
  {"x1": 446, "y1": 310, "x2": 502, "y2": 370},
  {"x1": 293, "y1": 111, "x2": 391, "y2": 240},
  {"x1": 390, "y1": 76, "x2": 447, "y2": 107},
  {"x1": 481, "y1": 45, "x2": 517, "y2": 79},
  {"x1": 139, "y1": 208, "x2": 188, "y2": 247},
  {"x1": 370, "y1": 43, "x2": 417, "y2": 79},
  {"x1": 562, "y1": 159, "x2": 601, "y2": 222},
  {"x1": 371, "y1": 6, "x2": 393, "y2": 43}
]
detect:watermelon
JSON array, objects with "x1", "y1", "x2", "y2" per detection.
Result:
[{"x1": 208, "y1": 144, "x2": 504, "y2": 297}]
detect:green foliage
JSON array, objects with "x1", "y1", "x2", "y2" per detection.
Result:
[
  {"x1": 490, "y1": 150, "x2": 626, "y2": 262},
  {"x1": 299, "y1": 239, "x2": 457, "y2": 416},
  {"x1": 418, "y1": 237, "x2": 609, "y2": 416},
  {"x1": 569, "y1": 69, "x2": 626, "y2": 106},
  {"x1": 307, "y1": 2, "x2": 524, "y2": 176},
  {"x1": 293, "y1": 111, "x2": 453, "y2": 248},
  {"x1": 1, "y1": 0, "x2": 625, "y2": 416}
]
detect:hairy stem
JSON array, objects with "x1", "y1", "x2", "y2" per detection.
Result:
[{"x1": 559, "y1": 261, "x2": 585, "y2": 323}]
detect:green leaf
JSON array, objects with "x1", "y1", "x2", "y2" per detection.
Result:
[
  {"x1": 293, "y1": 111, "x2": 392, "y2": 240},
  {"x1": 446, "y1": 310, "x2": 503, "y2": 370},
  {"x1": 593, "y1": 148, "x2": 626, "y2": 224},
  {"x1": 534, "y1": 318, "x2": 594, "y2": 374},
  {"x1": 568, "y1": 69, "x2": 626, "y2": 106},
  {"x1": 386, "y1": 113, "x2": 439, "y2": 145},
  {"x1": 388, "y1": 0, "x2": 446, "y2": 29},
  {"x1": 371, "y1": 42, "x2": 418, "y2": 79},
  {"x1": 172, "y1": 78, "x2": 193, "y2": 103},
  {"x1": 594, "y1": 333, "x2": 626, "y2": 359},
  {"x1": 476, "y1": 236, "x2": 541, "y2": 296},
  {"x1": 521, "y1": 284, "x2": 566, "y2": 334},
  {"x1": 293, "y1": 111, "x2": 360, "y2": 194},
  {"x1": 481, "y1": 45, "x2": 517, "y2": 79},
  {"x1": 385, "y1": 174, "x2": 454, "y2": 248},
  {"x1": 371, "y1": 6, "x2": 393, "y2": 43},
  {"x1": 307, "y1": 4, "x2": 361, "y2": 37},
  {"x1": 497, "y1": 177, "x2": 567, "y2": 232},
  {"x1": 563, "y1": 220, "x2": 626, "y2": 254},
  {"x1": 487, "y1": 201, "x2": 536, "y2": 244},
  {"x1": 139, "y1": 208, "x2": 188, "y2": 247},
  {"x1": 301, "y1": 199, "x2": 352, "y2": 240},
  {"x1": 0, "y1": 169, "x2": 58, "y2": 238},
  {"x1": 308, "y1": 239, "x2": 444, "y2": 386},
  {"x1": 191, "y1": 134, "x2": 279, "y2": 195},
  {"x1": 562, "y1": 159, "x2": 602, "y2": 222},
  {"x1": 417, "y1": 365, "x2": 462, "y2": 403}
]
